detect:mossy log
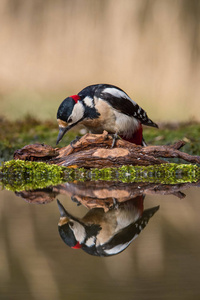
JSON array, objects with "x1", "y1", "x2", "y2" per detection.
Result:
[{"x1": 13, "y1": 131, "x2": 200, "y2": 167}]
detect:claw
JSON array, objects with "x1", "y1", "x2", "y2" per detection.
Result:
[
  {"x1": 111, "y1": 133, "x2": 119, "y2": 148},
  {"x1": 71, "y1": 196, "x2": 82, "y2": 206},
  {"x1": 110, "y1": 197, "x2": 119, "y2": 210},
  {"x1": 70, "y1": 136, "x2": 81, "y2": 148}
]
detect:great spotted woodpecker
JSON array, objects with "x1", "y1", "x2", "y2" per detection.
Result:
[
  {"x1": 57, "y1": 198, "x2": 159, "y2": 257},
  {"x1": 56, "y1": 84, "x2": 158, "y2": 146}
]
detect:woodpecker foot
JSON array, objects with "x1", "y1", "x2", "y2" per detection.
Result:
[
  {"x1": 111, "y1": 133, "x2": 120, "y2": 148},
  {"x1": 71, "y1": 196, "x2": 82, "y2": 206},
  {"x1": 70, "y1": 136, "x2": 81, "y2": 148},
  {"x1": 110, "y1": 198, "x2": 119, "y2": 210},
  {"x1": 142, "y1": 138, "x2": 147, "y2": 147}
]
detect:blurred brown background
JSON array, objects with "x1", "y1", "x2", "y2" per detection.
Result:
[{"x1": 0, "y1": 0, "x2": 200, "y2": 121}]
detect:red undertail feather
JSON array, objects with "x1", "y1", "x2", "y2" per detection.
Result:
[
  {"x1": 120, "y1": 123, "x2": 143, "y2": 145},
  {"x1": 122, "y1": 195, "x2": 144, "y2": 216},
  {"x1": 133, "y1": 195, "x2": 144, "y2": 216}
]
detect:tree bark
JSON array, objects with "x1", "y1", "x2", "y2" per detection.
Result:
[{"x1": 14, "y1": 131, "x2": 200, "y2": 168}]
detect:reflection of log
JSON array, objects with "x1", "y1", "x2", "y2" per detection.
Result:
[
  {"x1": 56, "y1": 181, "x2": 189, "y2": 200},
  {"x1": 15, "y1": 188, "x2": 59, "y2": 204},
  {"x1": 13, "y1": 131, "x2": 200, "y2": 168},
  {"x1": 15, "y1": 180, "x2": 200, "y2": 211}
]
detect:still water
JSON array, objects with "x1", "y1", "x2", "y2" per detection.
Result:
[{"x1": 0, "y1": 180, "x2": 200, "y2": 300}]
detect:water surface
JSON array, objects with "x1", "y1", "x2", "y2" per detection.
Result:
[{"x1": 0, "y1": 181, "x2": 200, "y2": 300}]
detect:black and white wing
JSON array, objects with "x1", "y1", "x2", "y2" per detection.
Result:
[
  {"x1": 97, "y1": 205, "x2": 160, "y2": 257},
  {"x1": 96, "y1": 84, "x2": 158, "y2": 128}
]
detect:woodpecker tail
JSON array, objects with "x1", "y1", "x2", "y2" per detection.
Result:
[{"x1": 120, "y1": 123, "x2": 144, "y2": 146}]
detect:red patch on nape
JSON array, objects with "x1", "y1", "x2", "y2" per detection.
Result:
[
  {"x1": 71, "y1": 242, "x2": 82, "y2": 249},
  {"x1": 120, "y1": 123, "x2": 143, "y2": 145},
  {"x1": 70, "y1": 95, "x2": 80, "y2": 103}
]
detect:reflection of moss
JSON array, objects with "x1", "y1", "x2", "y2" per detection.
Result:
[
  {"x1": 0, "y1": 160, "x2": 199, "y2": 192},
  {"x1": 0, "y1": 160, "x2": 70, "y2": 192}
]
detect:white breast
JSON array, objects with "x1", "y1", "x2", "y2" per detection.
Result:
[{"x1": 114, "y1": 111, "x2": 140, "y2": 138}]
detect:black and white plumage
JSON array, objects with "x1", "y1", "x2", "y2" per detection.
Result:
[
  {"x1": 56, "y1": 84, "x2": 158, "y2": 145},
  {"x1": 57, "y1": 198, "x2": 159, "y2": 257}
]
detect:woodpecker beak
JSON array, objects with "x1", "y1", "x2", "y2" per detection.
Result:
[
  {"x1": 56, "y1": 126, "x2": 69, "y2": 145},
  {"x1": 57, "y1": 199, "x2": 71, "y2": 218},
  {"x1": 57, "y1": 199, "x2": 73, "y2": 226}
]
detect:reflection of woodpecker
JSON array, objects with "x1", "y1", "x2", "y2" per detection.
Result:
[
  {"x1": 57, "y1": 197, "x2": 159, "y2": 257},
  {"x1": 56, "y1": 84, "x2": 158, "y2": 146}
]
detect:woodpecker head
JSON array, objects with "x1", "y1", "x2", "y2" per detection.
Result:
[
  {"x1": 56, "y1": 93, "x2": 100, "y2": 144},
  {"x1": 57, "y1": 199, "x2": 101, "y2": 250},
  {"x1": 57, "y1": 199, "x2": 86, "y2": 249},
  {"x1": 56, "y1": 95, "x2": 84, "y2": 145}
]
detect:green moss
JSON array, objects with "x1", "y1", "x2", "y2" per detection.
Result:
[
  {"x1": 0, "y1": 160, "x2": 70, "y2": 192},
  {"x1": 0, "y1": 160, "x2": 199, "y2": 192},
  {"x1": 0, "y1": 116, "x2": 80, "y2": 162},
  {"x1": 86, "y1": 163, "x2": 199, "y2": 184},
  {"x1": 144, "y1": 122, "x2": 200, "y2": 156},
  {"x1": 0, "y1": 118, "x2": 200, "y2": 190}
]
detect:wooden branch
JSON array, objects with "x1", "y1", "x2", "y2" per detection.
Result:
[{"x1": 13, "y1": 131, "x2": 200, "y2": 167}]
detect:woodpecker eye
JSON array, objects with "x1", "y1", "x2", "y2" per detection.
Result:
[{"x1": 69, "y1": 221, "x2": 74, "y2": 228}]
